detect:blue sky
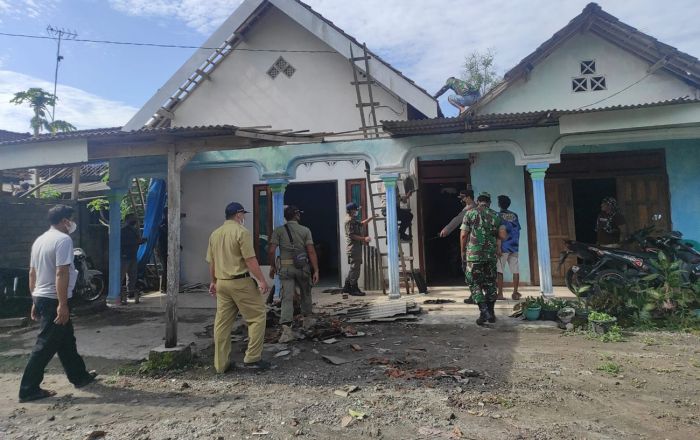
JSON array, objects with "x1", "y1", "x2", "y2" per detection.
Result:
[{"x1": 1, "y1": 0, "x2": 699, "y2": 132}]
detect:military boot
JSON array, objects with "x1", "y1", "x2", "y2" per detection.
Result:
[
  {"x1": 349, "y1": 283, "x2": 366, "y2": 297},
  {"x1": 476, "y1": 302, "x2": 493, "y2": 326},
  {"x1": 487, "y1": 301, "x2": 496, "y2": 323},
  {"x1": 342, "y1": 281, "x2": 352, "y2": 294}
]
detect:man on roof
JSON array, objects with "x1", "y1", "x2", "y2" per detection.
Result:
[{"x1": 434, "y1": 77, "x2": 481, "y2": 113}]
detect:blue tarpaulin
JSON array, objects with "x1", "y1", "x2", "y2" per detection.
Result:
[{"x1": 137, "y1": 179, "x2": 166, "y2": 274}]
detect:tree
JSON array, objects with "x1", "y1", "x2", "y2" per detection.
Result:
[
  {"x1": 461, "y1": 49, "x2": 501, "y2": 96},
  {"x1": 10, "y1": 88, "x2": 76, "y2": 135}
]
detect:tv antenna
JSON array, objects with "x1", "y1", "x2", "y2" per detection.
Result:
[{"x1": 46, "y1": 25, "x2": 78, "y2": 120}]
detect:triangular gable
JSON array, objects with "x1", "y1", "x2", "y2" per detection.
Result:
[
  {"x1": 472, "y1": 2, "x2": 700, "y2": 114},
  {"x1": 124, "y1": 0, "x2": 437, "y2": 131}
]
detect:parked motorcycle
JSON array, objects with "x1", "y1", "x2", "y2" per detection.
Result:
[
  {"x1": 73, "y1": 248, "x2": 105, "y2": 302},
  {"x1": 559, "y1": 225, "x2": 658, "y2": 295}
]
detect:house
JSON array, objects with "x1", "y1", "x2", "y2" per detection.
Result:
[
  {"x1": 383, "y1": 2, "x2": 700, "y2": 292},
  {"x1": 121, "y1": 0, "x2": 438, "y2": 288},
  {"x1": 2, "y1": 2, "x2": 700, "y2": 305}
]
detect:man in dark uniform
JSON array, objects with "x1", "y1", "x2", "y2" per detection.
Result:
[
  {"x1": 120, "y1": 213, "x2": 145, "y2": 305},
  {"x1": 460, "y1": 192, "x2": 507, "y2": 325},
  {"x1": 268, "y1": 206, "x2": 319, "y2": 343},
  {"x1": 343, "y1": 202, "x2": 374, "y2": 296}
]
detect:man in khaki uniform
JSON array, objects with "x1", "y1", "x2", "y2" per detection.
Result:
[
  {"x1": 207, "y1": 202, "x2": 270, "y2": 373},
  {"x1": 268, "y1": 206, "x2": 319, "y2": 342},
  {"x1": 343, "y1": 202, "x2": 374, "y2": 296}
]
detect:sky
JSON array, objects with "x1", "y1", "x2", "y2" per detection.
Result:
[{"x1": 1, "y1": 0, "x2": 699, "y2": 132}]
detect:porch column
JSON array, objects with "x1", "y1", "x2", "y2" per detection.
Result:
[
  {"x1": 268, "y1": 178, "x2": 288, "y2": 299},
  {"x1": 526, "y1": 163, "x2": 553, "y2": 297},
  {"x1": 381, "y1": 173, "x2": 401, "y2": 299},
  {"x1": 107, "y1": 187, "x2": 126, "y2": 304},
  {"x1": 165, "y1": 149, "x2": 195, "y2": 348}
]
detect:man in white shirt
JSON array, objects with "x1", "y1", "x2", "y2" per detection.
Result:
[{"x1": 18, "y1": 205, "x2": 96, "y2": 402}]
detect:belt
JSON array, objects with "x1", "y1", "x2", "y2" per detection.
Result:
[
  {"x1": 221, "y1": 272, "x2": 250, "y2": 280},
  {"x1": 280, "y1": 259, "x2": 294, "y2": 266}
]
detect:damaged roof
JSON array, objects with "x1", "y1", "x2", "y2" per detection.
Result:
[
  {"x1": 382, "y1": 97, "x2": 700, "y2": 136},
  {"x1": 124, "y1": 0, "x2": 438, "y2": 131}
]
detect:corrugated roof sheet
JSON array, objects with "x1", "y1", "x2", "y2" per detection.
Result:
[
  {"x1": 0, "y1": 124, "x2": 320, "y2": 147},
  {"x1": 0, "y1": 129, "x2": 31, "y2": 142},
  {"x1": 383, "y1": 97, "x2": 700, "y2": 136}
]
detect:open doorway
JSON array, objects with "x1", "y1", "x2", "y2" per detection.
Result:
[
  {"x1": 571, "y1": 178, "x2": 617, "y2": 244},
  {"x1": 284, "y1": 181, "x2": 340, "y2": 287},
  {"x1": 417, "y1": 159, "x2": 471, "y2": 285}
]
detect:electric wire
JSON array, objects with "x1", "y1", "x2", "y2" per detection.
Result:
[{"x1": 0, "y1": 31, "x2": 336, "y2": 53}]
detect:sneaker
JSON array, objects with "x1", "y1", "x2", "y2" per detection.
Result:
[
  {"x1": 278, "y1": 325, "x2": 295, "y2": 343},
  {"x1": 74, "y1": 371, "x2": 98, "y2": 388},
  {"x1": 243, "y1": 359, "x2": 271, "y2": 370}
]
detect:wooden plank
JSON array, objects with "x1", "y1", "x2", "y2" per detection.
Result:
[
  {"x1": 71, "y1": 166, "x2": 80, "y2": 200},
  {"x1": 165, "y1": 150, "x2": 179, "y2": 347}
]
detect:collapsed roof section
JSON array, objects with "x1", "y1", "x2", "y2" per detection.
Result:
[{"x1": 123, "y1": 0, "x2": 438, "y2": 131}]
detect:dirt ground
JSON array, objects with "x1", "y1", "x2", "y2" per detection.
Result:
[{"x1": 0, "y1": 292, "x2": 698, "y2": 440}]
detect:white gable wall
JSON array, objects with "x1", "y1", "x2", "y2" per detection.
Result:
[
  {"x1": 173, "y1": 6, "x2": 408, "y2": 132},
  {"x1": 480, "y1": 32, "x2": 699, "y2": 115}
]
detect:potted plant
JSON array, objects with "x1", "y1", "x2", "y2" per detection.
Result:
[
  {"x1": 588, "y1": 311, "x2": 617, "y2": 334},
  {"x1": 540, "y1": 299, "x2": 559, "y2": 321},
  {"x1": 523, "y1": 297, "x2": 541, "y2": 321}
]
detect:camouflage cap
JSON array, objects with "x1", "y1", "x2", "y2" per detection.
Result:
[{"x1": 478, "y1": 191, "x2": 491, "y2": 200}]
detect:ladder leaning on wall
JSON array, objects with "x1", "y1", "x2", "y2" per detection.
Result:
[{"x1": 364, "y1": 163, "x2": 415, "y2": 296}]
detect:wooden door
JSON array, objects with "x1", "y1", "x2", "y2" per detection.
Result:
[
  {"x1": 527, "y1": 177, "x2": 576, "y2": 286},
  {"x1": 617, "y1": 175, "x2": 671, "y2": 234}
]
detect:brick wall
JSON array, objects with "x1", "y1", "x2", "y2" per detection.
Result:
[{"x1": 0, "y1": 199, "x2": 79, "y2": 269}]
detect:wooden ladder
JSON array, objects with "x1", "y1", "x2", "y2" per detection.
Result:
[
  {"x1": 125, "y1": 178, "x2": 148, "y2": 228},
  {"x1": 364, "y1": 163, "x2": 415, "y2": 296},
  {"x1": 349, "y1": 43, "x2": 380, "y2": 139}
]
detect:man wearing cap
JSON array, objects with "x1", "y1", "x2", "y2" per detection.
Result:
[
  {"x1": 343, "y1": 202, "x2": 374, "y2": 296},
  {"x1": 440, "y1": 189, "x2": 476, "y2": 237},
  {"x1": 268, "y1": 206, "x2": 319, "y2": 343},
  {"x1": 207, "y1": 202, "x2": 271, "y2": 373},
  {"x1": 460, "y1": 192, "x2": 507, "y2": 326},
  {"x1": 440, "y1": 189, "x2": 476, "y2": 303}
]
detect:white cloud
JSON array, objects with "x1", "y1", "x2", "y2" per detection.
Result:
[
  {"x1": 108, "y1": 0, "x2": 243, "y2": 34},
  {"x1": 0, "y1": 70, "x2": 139, "y2": 132},
  {"x1": 106, "y1": 0, "x2": 700, "y2": 115},
  {"x1": 0, "y1": 0, "x2": 57, "y2": 19}
]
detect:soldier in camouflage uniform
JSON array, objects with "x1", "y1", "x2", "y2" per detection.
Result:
[{"x1": 460, "y1": 192, "x2": 507, "y2": 325}]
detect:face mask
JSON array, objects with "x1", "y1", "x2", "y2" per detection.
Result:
[{"x1": 67, "y1": 220, "x2": 77, "y2": 235}]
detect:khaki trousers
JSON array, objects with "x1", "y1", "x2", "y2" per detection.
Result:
[
  {"x1": 214, "y1": 278, "x2": 266, "y2": 373},
  {"x1": 279, "y1": 265, "x2": 312, "y2": 324}
]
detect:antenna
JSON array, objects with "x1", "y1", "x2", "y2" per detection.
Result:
[{"x1": 46, "y1": 25, "x2": 78, "y2": 121}]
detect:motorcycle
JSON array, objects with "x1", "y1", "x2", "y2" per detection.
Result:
[
  {"x1": 559, "y1": 225, "x2": 658, "y2": 295},
  {"x1": 73, "y1": 248, "x2": 105, "y2": 302}
]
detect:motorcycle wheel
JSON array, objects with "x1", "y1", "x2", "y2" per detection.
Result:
[
  {"x1": 565, "y1": 268, "x2": 584, "y2": 295},
  {"x1": 83, "y1": 275, "x2": 105, "y2": 302},
  {"x1": 592, "y1": 269, "x2": 626, "y2": 297}
]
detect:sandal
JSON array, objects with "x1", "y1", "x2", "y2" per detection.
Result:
[{"x1": 19, "y1": 388, "x2": 56, "y2": 403}]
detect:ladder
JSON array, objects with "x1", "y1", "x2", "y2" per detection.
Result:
[
  {"x1": 349, "y1": 43, "x2": 380, "y2": 138},
  {"x1": 364, "y1": 163, "x2": 415, "y2": 296},
  {"x1": 126, "y1": 178, "x2": 148, "y2": 228}
]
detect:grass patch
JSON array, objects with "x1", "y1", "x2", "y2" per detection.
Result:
[
  {"x1": 642, "y1": 336, "x2": 659, "y2": 346},
  {"x1": 597, "y1": 361, "x2": 622, "y2": 375}
]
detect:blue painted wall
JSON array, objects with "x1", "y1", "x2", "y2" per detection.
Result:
[
  {"x1": 564, "y1": 139, "x2": 700, "y2": 243},
  {"x1": 470, "y1": 152, "x2": 531, "y2": 283}
]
